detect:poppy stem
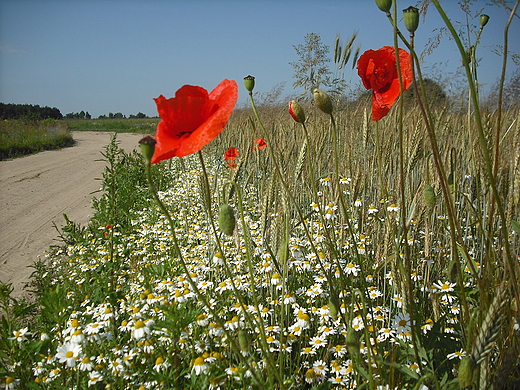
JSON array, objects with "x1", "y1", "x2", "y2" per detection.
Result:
[
  {"x1": 435, "y1": 0, "x2": 516, "y2": 293},
  {"x1": 249, "y1": 91, "x2": 352, "y2": 337},
  {"x1": 143, "y1": 160, "x2": 266, "y2": 386},
  {"x1": 391, "y1": 2, "x2": 423, "y2": 378}
]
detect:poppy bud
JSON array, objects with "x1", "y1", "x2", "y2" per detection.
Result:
[
  {"x1": 243, "y1": 75, "x2": 255, "y2": 93},
  {"x1": 375, "y1": 0, "x2": 392, "y2": 13},
  {"x1": 139, "y1": 136, "x2": 156, "y2": 165},
  {"x1": 238, "y1": 329, "x2": 250, "y2": 352},
  {"x1": 458, "y1": 357, "x2": 474, "y2": 388},
  {"x1": 288, "y1": 100, "x2": 306, "y2": 123},
  {"x1": 479, "y1": 14, "x2": 489, "y2": 28},
  {"x1": 219, "y1": 203, "x2": 236, "y2": 236},
  {"x1": 424, "y1": 185, "x2": 436, "y2": 209},
  {"x1": 328, "y1": 297, "x2": 338, "y2": 320},
  {"x1": 448, "y1": 172, "x2": 455, "y2": 194},
  {"x1": 346, "y1": 326, "x2": 360, "y2": 358},
  {"x1": 313, "y1": 89, "x2": 333, "y2": 114},
  {"x1": 403, "y1": 6, "x2": 420, "y2": 33}
]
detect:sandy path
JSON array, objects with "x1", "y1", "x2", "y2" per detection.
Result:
[{"x1": 0, "y1": 131, "x2": 144, "y2": 298}]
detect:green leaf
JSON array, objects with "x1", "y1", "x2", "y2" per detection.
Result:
[{"x1": 512, "y1": 220, "x2": 520, "y2": 235}]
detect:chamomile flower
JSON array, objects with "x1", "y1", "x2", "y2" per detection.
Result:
[
  {"x1": 192, "y1": 357, "x2": 209, "y2": 375},
  {"x1": 309, "y1": 335, "x2": 327, "y2": 349},
  {"x1": 345, "y1": 262, "x2": 360, "y2": 276},
  {"x1": 77, "y1": 356, "x2": 94, "y2": 371},
  {"x1": 387, "y1": 203, "x2": 399, "y2": 212},
  {"x1": 320, "y1": 177, "x2": 331, "y2": 186},
  {"x1": 5, "y1": 377, "x2": 19, "y2": 390},
  {"x1": 131, "y1": 319, "x2": 153, "y2": 340},
  {"x1": 433, "y1": 281, "x2": 456, "y2": 294},
  {"x1": 10, "y1": 327, "x2": 29, "y2": 342},
  {"x1": 392, "y1": 312, "x2": 412, "y2": 335},
  {"x1": 153, "y1": 356, "x2": 171, "y2": 372},
  {"x1": 313, "y1": 360, "x2": 328, "y2": 375},
  {"x1": 309, "y1": 202, "x2": 320, "y2": 212},
  {"x1": 367, "y1": 205, "x2": 379, "y2": 214},
  {"x1": 55, "y1": 342, "x2": 82, "y2": 368},
  {"x1": 324, "y1": 208, "x2": 336, "y2": 220},
  {"x1": 447, "y1": 349, "x2": 466, "y2": 360},
  {"x1": 421, "y1": 318, "x2": 434, "y2": 333},
  {"x1": 87, "y1": 371, "x2": 104, "y2": 386}
]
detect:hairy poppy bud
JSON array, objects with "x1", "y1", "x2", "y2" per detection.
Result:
[
  {"x1": 139, "y1": 136, "x2": 156, "y2": 165},
  {"x1": 243, "y1": 75, "x2": 255, "y2": 93},
  {"x1": 424, "y1": 185, "x2": 436, "y2": 209},
  {"x1": 313, "y1": 89, "x2": 333, "y2": 114},
  {"x1": 375, "y1": 0, "x2": 392, "y2": 13},
  {"x1": 328, "y1": 297, "x2": 338, "y2": 320},
  {"x1": 403, "y1": 6, "x2": 420, "y2": 33},
  {"x1": 458, "y1": 357, "x2": 474, "y2": 388},
  {"x1": 346, "y1": 326, "x2": 360, "y2": 358},
  {"x1": 288, "y1": 100, "x2": 306, "y2": 123},
  {"x1": 219, "y1": 203, "x2": 236, "y2": 236},
  {"x1": 238, "y1": 329, "x2": 250, "y2": 352},
  {"x1": 480, "y1": 14, "x2": 489, "y2": 28},
  {"x1": 448, "y1": 172, "x2": 455, "y2": 194}
]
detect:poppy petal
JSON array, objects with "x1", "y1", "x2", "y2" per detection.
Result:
[
  {"x1": 151, "y1": 79, "x2": 238, "y2": 163},
  {"x1": 175, "y1": 79, "x2": 238, "y2": 158},
  {"x1": 357, "y1": 46, "x2": 412, "y2": 121}
]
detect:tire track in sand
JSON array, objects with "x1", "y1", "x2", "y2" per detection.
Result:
[{"x1": 0, "y1": 132, "x2": 144, "y2": 298}]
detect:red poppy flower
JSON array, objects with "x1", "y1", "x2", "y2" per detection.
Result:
[
  {"x1": 253, "y1": 138, "x2": 267, "y2": 150},
  {"x1": 227, "y1": 162, "x2": 237, "y2": 170},
  {"x1": 151, "y1": 79, "x2": 238, "y2": 164},
  {"x1": 357, "y1": 46, "x2": 412, "y2": 121},
  {"x1": 224, "y1": 147, "x2": 239, "y2": 161}
]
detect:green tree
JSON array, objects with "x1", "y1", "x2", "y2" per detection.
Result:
[{"x1": 290, "y1": 33, "x2": 333, "y2": 96}]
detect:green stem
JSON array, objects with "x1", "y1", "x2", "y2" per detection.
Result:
[
  {"x1": 248, "y1": 93, "x2": 350, "y2": 329},
  {"x1": 143, "y1": 160, "x2": 265, "y2": 387},
  {"x1": 390, "y1": 2, "x2": 422, "y2": 377},
  {"x1": 432, "y1": 0, "x2": 517, "y2": 309},
  {"x1": 227, "y1": 179, "x2": 283, "y2": 387},
  {"x1": 386, "y1": 9, "x2": 476, "y2": 323}
]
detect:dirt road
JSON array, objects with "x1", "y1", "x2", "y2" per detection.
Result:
[{"x1": 0, "y1": 132, "x2": 144, "y2": 298}]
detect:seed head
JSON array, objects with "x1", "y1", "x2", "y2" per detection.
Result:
[
  {"x1": 243, "y1": 75, "x2": 255, "y2": 93},
  {"x1": 375, "y1": 0, "x2": 392, "y2": 13},
  {"x1": 403, "y1": 6, "x2": 420, "y2": 33}
]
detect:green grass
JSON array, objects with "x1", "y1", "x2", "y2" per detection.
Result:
[
  {"x1": 0, "y1": 119, "x2": 75, "y2": 160},
  {"x1": 63, "y1": 118, "x2": 159, "y2": 133}
]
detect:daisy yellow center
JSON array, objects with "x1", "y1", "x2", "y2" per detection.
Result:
[
  {"x1": 135, "y1": 320, "x2": 145, "y2": 329},
  {"x1": 298, "y1": 312, "x2": 310, "y2": 321},
  {"x1": 66, "y1": 351, "x2": 74, "y2": 358},
  {"x1": 193, "y1": 357, "x2": 205, "y2": 366},
  {"x1": 399, "y1": 319, "x2": 407, "y2": 327}
]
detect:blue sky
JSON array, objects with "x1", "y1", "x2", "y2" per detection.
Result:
[{"x1": 1, "y1": 0, "x2": 518, "y2": 118}]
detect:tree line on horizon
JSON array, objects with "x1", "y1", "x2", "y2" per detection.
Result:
[
  {"x1": 0, "y1": 103, "x2": 150, "y2": 121},
  {"x1": 0, "y1": 103, "x2": 63, "y2": 120}
]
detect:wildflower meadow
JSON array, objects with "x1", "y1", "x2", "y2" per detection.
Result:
[{"x1": 1, "y1": 1, "x2": 519, "y2": 389}]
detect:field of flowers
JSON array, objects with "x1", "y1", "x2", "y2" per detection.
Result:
[{"x1": 1, "y1": 1, "x2": 519, "y2": 389}]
